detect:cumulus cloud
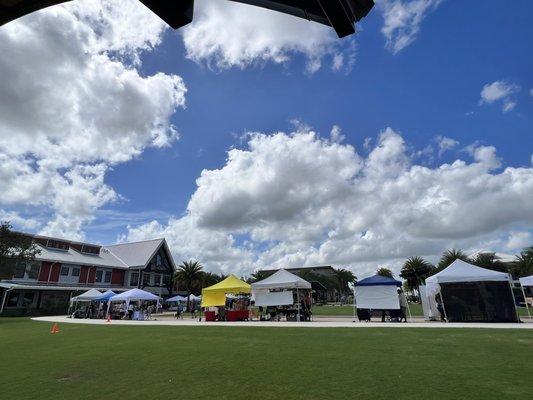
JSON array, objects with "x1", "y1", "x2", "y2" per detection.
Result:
[
  {"x1": 479, "y1": 80, "x2": 520, "y2": 113},
  {"x1": 124, "y1": 126, "x2": 533, "y2": 277},
  {"x1": 506, "y1": 231, "x2": 532, "y2": 250},
  {"x1": 435, "y1": 135, "x2": 459, "y2": 157},
  {"x1": 0, "y1": 0, "x2": 186, "y2": 239},
  {"x1": 379, "y1": 0, "x2": 443, "y2": 53},
  {"x1": 182, "y1": 0, "x2": 354, "y2": 73}
]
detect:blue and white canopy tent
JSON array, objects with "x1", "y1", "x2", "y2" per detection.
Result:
[
  {"x1": 95, "y1": 290, "x2": 116, "y2": 302},
  {"x1": 354, "y1": 275, "x2": 402, "y2": 309},
  {"x1": 69, "y1": 288, "x2": 103, "y2": 305}
]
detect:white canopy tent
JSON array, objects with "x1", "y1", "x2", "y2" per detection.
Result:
[
  {"x1": 106, "y1": 288, "x2": 161, "y2": 318},
  {"x1": 251, "y1": 269, "x2": 312, "y2": 321},
  {"x1": 519, "y1": 275, "x2": 533, "y2": 319},
  {"x1": 188, "y1": 294, "x2": 201, "y2": 302},
  {"x1": 425, "y1": 259, "x2": 510, "y2": 296},
  {"x1": 70, "y1": 289, "x2": 103, "y2": 304},
  {"x1": 425, "y1": 259, "x2": 516, "y2": 322},
  {"x1": 166, "y1": 295, "x2": 187, "y2": 303}
]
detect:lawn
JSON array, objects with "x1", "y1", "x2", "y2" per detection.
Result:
[
  {"x1": 0, "y1": 319, "x2": 531, "y2": 400},
  {"x1": 312, "y1": 303, "x2": 531, "y2": 318}
]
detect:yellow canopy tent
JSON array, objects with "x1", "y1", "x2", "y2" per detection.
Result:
[{"x1": 201, "y1": 275, "x2": 251, "y2": 307}]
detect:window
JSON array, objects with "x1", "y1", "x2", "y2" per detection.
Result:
[
  {"x1": 27, "y1": 263, "x2": 40, "y2": 280},
  {"x1": 163, "y1": 275, "x2": 170, "y2": 285},
  {"x1": 22, "y1": 292, "x2": 35, "y2": 307},
  {"x1": 60, "y1": 266, "x2": 69, "y2": 276},
  {"x1": 71, "y1": 268, "x2": 80, "y2": 277},
  {"x1": 95, "y1": 270, "x2": 103, "y2": 283},
  {"x1": 13, "y1": 262, "x2": 26, "y2": 279},
  {"x1": 130, "y1": 272, "x2": 139, "y2": 287},
  {"x1": 104, "y1": 271, "x2": 112, "y2": 283},
  {"x1": 6, "y1": 292, "x2": 20, "y2": 308},
  {"x1": 142, "y1": 273, "x2": 150, "y2": 286}
]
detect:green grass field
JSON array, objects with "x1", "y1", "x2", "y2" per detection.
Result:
[
  {"x1": 0, "y1": 318, "x2": 531, "y2": 400},
  {"x1": 311, "y1": 303, "x2": 531, "y2": 318}
]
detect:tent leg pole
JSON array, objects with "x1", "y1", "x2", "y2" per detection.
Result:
[
  {"x1": 509, "y1": 280, "x2": 520, "y2": 322},
  {"x1": 405, "y1": 295, "x2": 412, "y2": 322},
  {"x1": 353, "y1": 284, "x2": 356, "y2": 323},
  {"x1": 297, "y1": 289, "x2": 300, "y2": 322},
  {"x1": 439, "y1": 290, "x2": 448, "y2": 322},
  {"x1": 521, "y1": 285, "x2": 531, "y2": 319}
]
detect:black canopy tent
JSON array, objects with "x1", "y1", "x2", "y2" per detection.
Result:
[{"x1": 0, "y1": 0, "x2": 374, "y2": 38}]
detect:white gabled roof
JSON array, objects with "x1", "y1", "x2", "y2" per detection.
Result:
[
  {"x1": 105, "y1": 238, "x2": 167, "y2": 269},
  {"x1": 251, "y1": 269, "x2": 312, "y2": 290}
]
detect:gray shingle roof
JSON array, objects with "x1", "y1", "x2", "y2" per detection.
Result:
[{"x1": 35, "y1": 244, "x2": 127, "y2": 268}]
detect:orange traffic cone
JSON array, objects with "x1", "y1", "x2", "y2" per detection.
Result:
[
  {"x1": 106, "y1": 314, "x2": 111, "y2": 323},
  {"x1": 50, "y1": 323, "x2": 60, "y2": 334}
]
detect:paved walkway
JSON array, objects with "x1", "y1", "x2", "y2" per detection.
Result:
[{"x1": 33, "y1": 315, "x2": 533, "y2": 329}]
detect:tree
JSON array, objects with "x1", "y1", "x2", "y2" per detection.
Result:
[
  {"x1": 400, "y1": 256, "x2": 434, "y2": 295},
  {"x1": 247, "y1": 270, "x2": 271, "y2": 283},
  {"x1": 376, "y1": 267, "x2": 393, "y2": 278},
  {"x1": 0, "y1": 222, "x2": 40, "y2": 280},
  {"x1": 335, "y1": 268, "x2": 356, "y2": 294},
  {"x1": 470, "y1": 252, "x2": 508, "y2": 273},
  {"x1": 509, "y1": 246, "x2": 533, "y2": 278},
  {"x1": 436, "y1": 249, "x2": 469, "y2": 272},
  {"x1": 201, "y1": 271, "x2": 225, "y2": 287},
  {"x1": 173, "y1": 260, "x2": 203, "y2": 311}
]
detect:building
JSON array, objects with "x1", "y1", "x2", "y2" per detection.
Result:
[{"x1": 0, "y1": 234, "x2": 176, "y2": 316}]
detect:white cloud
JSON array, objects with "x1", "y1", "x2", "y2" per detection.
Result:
[
  {"x1": 125, "y1": 126, "x2": 533, "y2": 277},
  {"x1": 0, "y1": 0, "x2": 186, "y2": 239},
  {"x1": 379, "y1": 0, "x2": 443, "y2": 54},
  {"x1": 506, "y1": 232, "x2": 531, "y2": 250},
  {"x1": 181, "y1": 0, "x2": 353, "y2": 73},
  {"x1": 435, "y1": 135, "x2": 459, "y2": 156},
  {"x1": 479, "y1": 80, "x2": 520, "y2": 113},
  {"x1": 0, "y1": 210, "x2": 40, "y2": 230}
]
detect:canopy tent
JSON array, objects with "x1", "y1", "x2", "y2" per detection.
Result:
[
  {"x1": 519, "y1": 275, "x2": 533, "y2": 287},
  {"x1": 519, "y1": 275, "x2": 533, "y2": 319},
  {"x1": 188, "y1": 294, "x2": 201, "y2": 302},
  {"x1": 354, "y1": 275, "x2": 402, "y2": 310},
  {"x1": 251, "y1": 269, "x2": 311, "y2": 320},
  {"x1": 201, "y1": 275, "x2": 250, "y2": 307},
  {"x1": 70, "y1": 289, "x2": 103, "y2": 303},
  {"x1": 95, "y1": 290, "x2": 116, "y2": 302},
  {"x1": 251, "y1": 269, "x2": 311, "y2": 290},
  {"x1": 425, "y1": 259, "x2": 517, "y2": 323},
  {"x1": 166, "y1": 295, "x2": 187, "y2": 303},
  {"x1": 419, "y1": 285, "x2": 438, "y2": 321},
  {"x1": 109, "y1": 288, "x2": 160, "y2": 302}
]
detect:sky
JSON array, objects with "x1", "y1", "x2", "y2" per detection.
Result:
[{"x1": 0, "y1": 0, "x2": 532, "y2": 278}]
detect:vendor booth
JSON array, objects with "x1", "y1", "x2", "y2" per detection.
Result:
[
  {"x1": 69, "y1": 289, "x2": 103, "y2": 318},
  {"x1": 425, "y1": 259, "x2": 518, "y2": 323},
  {"x1": 519, "y1": 275, "x2": 533, "y2": 319},
  {"x1": 201, "y1": 275, "x2": 251, "y2": 321},
  {"x1": 354, "y1": 275, "x2": 406, "y2": 322},
  {"x1": 107, "y1": 288, "x2": 161, "y2": 320},
  {"x1": 251, "y1": 269, "x2": 312, "y2": 321}
]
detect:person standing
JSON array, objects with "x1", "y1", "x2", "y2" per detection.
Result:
[{"x1": 398, "y1": 288, "x2": 408, "y2": 322}]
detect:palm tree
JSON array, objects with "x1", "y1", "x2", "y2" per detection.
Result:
[
  {"x1": 376, "y1": 267, "x2": 393, "y2": 278},
  {"x1": 335, "y1": 268, "x2": 356, "y2": 294},
  {"x1": 436, "y1": 249, "x2": 469, "y2": 272},
  {"x1": 247, "y1": 270, "x2": 271, "y2": 283},
  {"x1": 174, "y1": 260, "x2": 203, "y2": 311},
  {"x1": 400, "y1": 256, "x2": 434, "y2": 297},
  {"x1": 201, "y1": 271, "x2": 224, "y2": 287},
  {"x1": 510, "y1": 246, "x2": 533, "y2": 278},
  {"x1": 471, "y1": 252, "x2": 507, "y2": 273}
]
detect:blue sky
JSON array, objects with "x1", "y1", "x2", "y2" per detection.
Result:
[{"x1": 0, "y1": 0, "x2": 532, "y2": 276}]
